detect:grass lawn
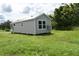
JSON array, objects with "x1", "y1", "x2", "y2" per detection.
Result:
[{"x1": 0, "y1": 30, "x2": 79, "y2": 56}]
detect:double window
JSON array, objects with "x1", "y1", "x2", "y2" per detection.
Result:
[{"x1": 38, "y1": 21, "x2": 46, "y2": 29}]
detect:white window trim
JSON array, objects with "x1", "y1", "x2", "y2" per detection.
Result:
[{"x1": 38, "y1": 20, "x2": 47, "y2": 30}]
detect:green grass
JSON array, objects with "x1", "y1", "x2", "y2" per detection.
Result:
[{"x1": 0, "y1": 30, "x2": 79, "y2": 56}]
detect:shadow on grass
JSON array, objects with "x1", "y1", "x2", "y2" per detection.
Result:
[
  {"x1": 35, "y1": 33, "x2": 54, "y2": 36},
  {"x1": 68, "y1": 41, "x2": 79, "y2": 45},
  {"x1": 11, "y1": 32, "x2": 54, "y2": 36}
]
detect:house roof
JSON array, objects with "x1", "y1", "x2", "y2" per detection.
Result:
[{"x1": 11, "y1": 13, "x2": 52, "y2": 24}]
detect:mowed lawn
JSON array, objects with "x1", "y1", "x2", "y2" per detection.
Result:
[{"x1": 0, "y1": 30, "x2": 79, "y2": 56}]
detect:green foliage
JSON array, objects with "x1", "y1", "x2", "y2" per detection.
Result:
[
  {"x1": 49, "y1": 15, "x2": 57, "y2": 29},
  {"x1": 51, "y1": 3, "x2": 79, "y2": 30},
  {"x1": 0, "y1": 20, "x2": 11, "y2": 31},
  {"x1": 0, "y1": 30, "x2": 79, "y2": 55}
]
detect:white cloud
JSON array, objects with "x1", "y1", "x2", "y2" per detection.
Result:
[
  {"x1": 22, "y1": 7, "x2": 31, "y2": 14},
  {"x1": 0, "y1": 0, "x2": 63, "y2": 22},
  {"x1": 0, "y1": 15, "x2": 4, "y2": 19},
  {"x1": 1, "y1": 4, "x2": 12, "y2": 13},
  {"x1": 0, "y1": 0, "x2": 77, "y2": 4}
]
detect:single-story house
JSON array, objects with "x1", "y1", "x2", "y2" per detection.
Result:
[{"x1": 10, "y1": 13, "x2": 52, "y2": 34}]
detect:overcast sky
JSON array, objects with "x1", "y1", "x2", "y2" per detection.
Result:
[{"x1": 0, "y1": 0, "x2": 75, "y2": 22}]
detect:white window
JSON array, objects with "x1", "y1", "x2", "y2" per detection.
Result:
[
  {"x1": 38, "y1": 21, "x2": 46, "y2": 29},
  {"x1": 38, "y1": 21, "x2": 42, "y2": 29},
  {"x1": 43, "y1": 21, "x2": 46, "y2": 29}
]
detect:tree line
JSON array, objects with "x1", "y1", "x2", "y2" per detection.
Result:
[
  {"x1": 49, "y1": 3, "x2": 79, "y2": 30},
  {"x1": 0, "y1": 20, "x2": 11, "y2": 31}
]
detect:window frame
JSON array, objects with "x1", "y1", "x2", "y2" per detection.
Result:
[{"x1": 38, "y1": 20, "x2": 46, "y2": 30}]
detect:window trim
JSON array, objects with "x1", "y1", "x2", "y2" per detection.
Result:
[
  {"x1": 38, "y1": 20, "x2": 46, "y2": 30},
  {"x1": 39, "y1": 24, "x2": 42, "y2": 29},
  {"x1": 43, "y1": 24, "x2": 46, "y2": 29}
]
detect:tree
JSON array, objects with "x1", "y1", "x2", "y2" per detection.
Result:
[
  {"x1": 49, "y1": 15, "x2": 57, "y2": 29},
  {"x1": 0, "y1": 20, "x2": 11, "y2": 31},
  {"x1": 52, "y1": 3, "x2": 79, "y2": 30}
]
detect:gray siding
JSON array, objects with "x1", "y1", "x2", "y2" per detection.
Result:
[
  {"x1": 11, "y1": 13, "x2": 52, "y2": 34},
  {"x1": 36, "y1": 14, "x2": 52, "y2": 34},
  {"x1": 12, "y1": 20, "x2": 35, "y2": 34}
]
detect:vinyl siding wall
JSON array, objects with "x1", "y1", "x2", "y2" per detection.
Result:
[
  {"x1": 11, "y1": 13, "x2": 52, "y2": 34},
  {"x1": 12, "y1": 20, "x2": 35, "y2": 34},
  {"x1": 36, "y1": 14, "x2": 52, "y2": 34}
]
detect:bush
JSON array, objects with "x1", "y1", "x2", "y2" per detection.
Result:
[
  {"x1": 55, "y1": 25, "x2": 73, "y2": 30},
  {"x1": 5, "y1": 29, "x2": 10, "y2": 32}
]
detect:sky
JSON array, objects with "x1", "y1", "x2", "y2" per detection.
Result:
[{"x1": 0, "y1": 0, "x2": 76, "y2": 22}]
